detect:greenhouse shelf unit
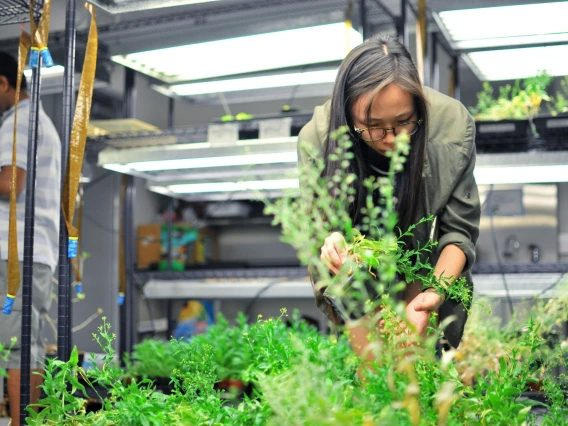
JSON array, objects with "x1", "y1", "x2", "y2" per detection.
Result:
[{"x1": 0, "y1": 0, "x2": 79, "y2": 423}]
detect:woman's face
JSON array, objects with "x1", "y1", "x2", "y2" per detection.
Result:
[{"x1": 351, "y1": 84, "x2": 416, "y2": 156}]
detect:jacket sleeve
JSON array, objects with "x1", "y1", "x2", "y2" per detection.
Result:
[
  {"x1": 297, "y1": 101, "x2": 329, "y2": 168},
  {"x1": 436, "y1": 115, "x2": 481, "y2": 273}
]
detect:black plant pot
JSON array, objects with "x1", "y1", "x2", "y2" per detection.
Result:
[
  {"x1": 475, "y1": 119, "x2": 531, "y2": 153},
  {"x1": 532, "y1": 113, "x2": 568, "y2": 150}
]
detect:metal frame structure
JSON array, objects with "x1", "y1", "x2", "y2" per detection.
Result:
[{"x1": 0, "y1": 0, "x2": 78, "y2": 423}]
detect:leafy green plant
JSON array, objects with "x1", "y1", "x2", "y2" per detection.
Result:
[
  {"x1": 470, "y1": 71, "x2": 552, "y2": 120},
  {"x1": 548, "y1": 76, "x2": 568, "y2": 116}
]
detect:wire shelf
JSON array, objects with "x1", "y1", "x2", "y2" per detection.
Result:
[{"x1": 0, "y1": 0, "x2": 43, "y2": 26}]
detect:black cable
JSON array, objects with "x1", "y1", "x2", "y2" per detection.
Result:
[
  {"x1": 243, "y1": 279, "x2": 288, "y2": 319},
  {"x1": 538, "y1": 272, "x2": 568, "y2": 297},
  {"x1": 486, "y1": 185, "x2": 515, "y2": 318},
  {"x1": 83, "y1": 171, "x2": 112, "y2": 191},
  {"x1": 133, "y1": 273, "x2": 156, "y2": 338}
]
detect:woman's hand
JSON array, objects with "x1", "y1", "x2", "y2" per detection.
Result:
[
  {"x1": 320, "y1": 232, "x2": 347, "y2": 275},
  {"x1": 405, "y1": 289, "x2": 445, "y2": 337}
]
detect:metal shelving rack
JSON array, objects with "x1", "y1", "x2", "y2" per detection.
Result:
[
  {"x1": 0, "y1": 0, "x2": 43, "y2": 25},
  {"x1": 0, "y1": 0, "x2": 78, "y2": 423}
]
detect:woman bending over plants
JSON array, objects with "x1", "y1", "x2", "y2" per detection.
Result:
[{"x1": 297, "y1": 35, "x2": 481, "y2": 361}]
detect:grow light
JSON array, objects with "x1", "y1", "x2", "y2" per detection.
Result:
[
  {"x1": 111, "y1": 23, "x2": 362, "y2": 84},
  {"x1": 465, "y1": 44, "x2": 568, "y2": 81},
  {"x1": 98, "y1": 136, "x2": 299, "y2": 179},
  {"x1": 104, "y1": 151, "x2": 298, "y2": 173},
  {"x1": 474, "y1": 165, "x2": 568, "y2": 185},
  {"x1": 437, "y1": 2, "x2": 568, "y2": 50},
  {"x1": 162, "y1": 69, "x2": 338, "y2": 97},
  {"x1": 163, "y1": 178, "x2": 299, "y2": 194},
  {"x1": 87, "y1": 0, "x2": 222, "y2": 14}
]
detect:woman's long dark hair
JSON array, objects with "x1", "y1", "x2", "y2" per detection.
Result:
[{"x1": 323, "y1": 34, "x2": 429, "y2": 243}]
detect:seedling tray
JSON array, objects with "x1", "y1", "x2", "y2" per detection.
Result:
[
  {"x1": 533, "y1": 114, "x2": 568, "y2": 150},
  {"x1": 475, "y1": 120, "x2": 530, "y2": 153}
]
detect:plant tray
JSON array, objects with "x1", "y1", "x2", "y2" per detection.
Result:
[
  {"x1": 532, "y1": 114, "x2": 568, "y2": 151},
  {"x1": 475, "y1": 120, "x2": 530, "y2": 153}
]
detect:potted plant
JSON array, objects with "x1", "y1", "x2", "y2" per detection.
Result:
[{"x1": 470, "y1": 72, "x2": 552, "y2": 153}]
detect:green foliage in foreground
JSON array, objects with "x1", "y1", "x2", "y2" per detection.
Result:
[{"x1": 25, "y1": 304, "x2": 568, "y2": 425}]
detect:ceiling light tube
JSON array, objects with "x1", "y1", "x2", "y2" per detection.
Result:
[
  {"x1": 465, "y1": 44, "x2": 568, "y2": 81},
  {"x1": 437, "y1": 2, "x2": 568, "y2": 50},
  {"x1": 166, "y1": 178, "x2": 300, "y2": 194},
  {"x1": 474, "y1": 165, "x2": 568, "y2": 185},
  {"x1": 112, "y1": 23, "x2": 362, "y2": 83},
  {"x1": 102, "y1": 151, "x2": 298, "y2": 173},
  {"x1": 165, "y1": 69, "x2": 338, "y2": 96}
]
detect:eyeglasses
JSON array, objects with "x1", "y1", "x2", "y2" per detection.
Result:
[{"x1": 353, "y1": 118, "x2": 423, "y2": 142}]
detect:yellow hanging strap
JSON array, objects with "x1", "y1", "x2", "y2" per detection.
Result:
[
  {"x1": 3, "y1": 32, "x2": 32, "y2": 315},
  {"x1": 71, "y1": 189, "x2": 84, "y2": 299},
  {"x1": 61, "y1": 4, "x2": 98, "y2": 274},
  {"x1": 29, "y1": 0, "x2": 54, "y2": 69},
  {"x1": 118, "y1": 176, "x2": 126, "y2": 306},
  {"x1": 415, "y1": 0, "x2": 427, "y2": 85}
]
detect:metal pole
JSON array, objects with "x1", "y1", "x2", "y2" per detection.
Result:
[
  {"x1": 430, "y1": 33, "x2": 439, "y2": 91},
  {"x1": 123, "y1": 68, "x2": 136, "y2": 119},
  {"x1": 359, "y1": 0, "x2": 368, "y2": 40},
  {"x1": 124, "y1": 176, "x2": 135, "y2": 354},
  {"x1": 453, "y1": 56, "x2": 461, "y2": 101},
  {"x1": 399, "y1": 0, "x2": 409, "y2": 48},
  {"x1": 20, "y1": 58, "x2": 42, "y2": 426},
  {"x1": 57, "y1": 0, "x2": 76, "y2": 364},
  {"x1": 119, "y1": 68, "x2": 136, "y2": 362},
  {"x1": 167, "y1": 97, "x2": 175, "y2": 128},
  {"x1": 166, "y1": 198, "x2": 174, "y2": 337}
]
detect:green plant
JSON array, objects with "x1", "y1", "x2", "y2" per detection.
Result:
[
  {"x1": 548, "y1": 76, "x2": 568, "y2": 116},
  {"x1": 470, "y1": 71, "x2": 552, "y2": 120}
]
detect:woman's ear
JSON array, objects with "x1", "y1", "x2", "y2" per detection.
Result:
[{"x1": 0, "y1": 76, "x2": 9, "y2": 93}]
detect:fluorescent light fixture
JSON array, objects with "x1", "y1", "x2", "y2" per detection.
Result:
[
  {"x1": 24, "y1": 65, "x2": 65, "y2": 78},
  {"x1": 112, "y1": 23, "x2": 362, "y2": 83},
  {"x1": 87, "y1": 0, "x2": 222, "y2": 14},
  {"x1": 165, "y1": 69, "x2": 338, "y2": 97},
  {"x1": 465, "y1": 44, "x2": 568, "y2": 81},
  {"x1": 166, "y1": 178, "x2": 299, "y2": 194},
  {"x1": 474, "y1": 165, "x2": 568, "y2": 185},
  {"x1": 103, "y1": 151, "x2": 297, "y2": 173},
  {"x1": 437, "y1": 2, "x2": 568, "y2": 50}
]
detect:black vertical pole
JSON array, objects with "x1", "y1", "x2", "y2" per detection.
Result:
[
  {"x1": 57, "y1": 0, "x2": 76, "y2": 364},
  {"x1": 166, "y1": 198, "x2": 174, "y2": 338},
  {"x1": 359, "y1": 0, "x2": 368, "y2": 40},
  {"x1": 453, "y1": 55, "x2": 461, "y2": 101},
  {"x1": 430, "y1": 33, "x2": 439, "y2": 91},
  {"x1": 120, "y1": 68, "x2": 136, "y2": 362},
  {"x1": 399, "y1": 0, "x2": 409, "y2": 48},
  {"x1": 124, "y1": 176, "x2": 135, "y2": 354},
  {"x1": 20, "y1": 58, "x2": 42, "y2": 426},
  {"x1": 167, "y1": 97, "x2": 175, "y2": 128}
]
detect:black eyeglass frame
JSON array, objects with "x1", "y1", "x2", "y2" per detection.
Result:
[{"x1": 353, "y1": 118, "x2": 423, "y2": 142}]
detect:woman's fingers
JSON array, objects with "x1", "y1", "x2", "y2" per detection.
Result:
[{"x1": 320, "y1": 232, "x2": 347, "y2": 274}]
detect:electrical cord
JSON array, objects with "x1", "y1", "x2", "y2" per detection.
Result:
[
  {"x1": 133, "y1": 272, "x2": 156, "y2": 338},
  {"x1": 538, "y1": 272, "x2": 568, "y2": 297},
  {"x1": 83, "y1": 171, "x2": 112, "y2": 191},
  {"x1": 244, "y1": 279, "x2": 290, "y2": 320},
  {"x1": 486, "y1": 185, "x2": 515, "y2": 318}
]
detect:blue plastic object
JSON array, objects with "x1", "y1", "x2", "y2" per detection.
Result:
[
  {"x1": 40, "y1": 49, "x2": 54, "y2": 67},
  {"x1": 3, "y1": 295, "x2": 15, "y2": 315},
  {"x1": 76, "y1": 282, "x2": 84, "y2": 299},
  {"x1": 68, "y1": 237, "x2": 78, "y2": 258},
  {"x1": 30, "y1": 49, "x2": 40, "y2": 68},
  {"x1": 118, "y1": 293, "x2": 125, "y2": 306}
]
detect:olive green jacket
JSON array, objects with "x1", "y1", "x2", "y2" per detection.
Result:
[{"x1": 297, "y1": 87, "x2": 481, "y2": 348}]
